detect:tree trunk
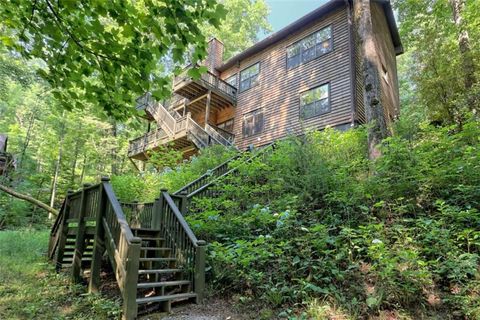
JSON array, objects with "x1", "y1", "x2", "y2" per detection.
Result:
[
  {"x1": 111, "y1": 119, "x2": 118, "y2": 176},
  {"x1": 450, "y1": 0, "x2": 477, "y2": 117},
  {"x1": 450, "y1": 0, "x2": 475, "y2": 90},
  {"x1": 0, "y1": 183, "x2": 58, "y2": 216},
  {"x1": 70, "y1": 134, "x2": 81, "y2": 189},
  {"x1": 354, "y1": 0, "x2": 388, "y2": 160},
  {"x1": 18, "y1": 108, "x2": 37, "y2": 170},
  {"x1": 49, "y1": 112, "x2": 66, "y2": 218}
]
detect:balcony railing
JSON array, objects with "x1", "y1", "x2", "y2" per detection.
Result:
[
  {"x1": 174, "y1": 67, "x2": 237, "y2": 102},
  {"x1": 128, "y1": 128, "x2": 169, "y2": 157}
]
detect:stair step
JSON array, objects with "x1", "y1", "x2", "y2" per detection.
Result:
[
  {"x1": 138, "y1": 268, "x2": 183, "y2": 275},
  {"x1": 63, "y1": 257, "x2": 92, "y2": 262},
  {"x1": 136, "y1": 292, "x2": 197, "y2": 305},
  {"x1": 140, "y1": 247, "x2": 171, "y2": 251},
  {"x1": 140, "y1": 237, "x2": 164, "y2": 241},
  {"x1": 137, "y1": 280, "x2": 191, "y2": 289},
  {"x1": 139, "y1": 257, "x2": 176, "y2": 262}
]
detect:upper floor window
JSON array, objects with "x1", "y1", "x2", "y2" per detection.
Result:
[
  {"x1": 242, "y1": 109, "x2": 264, "y2": 137},
  {"x1": 239, "y1": 63, "x2": 260, "y2": 92},
  {"x1": 300, "y1": 83, "x2": 330, "y2": 119},
  {"x1": 217, "y1": 118, "x2": 234, "y2": 132},
  {"x1": 225, "y1": 74, "x2": 237, "y2": 88},
  {"x1": 287, "y1": 25, "x2": 333, "y2": 69}
]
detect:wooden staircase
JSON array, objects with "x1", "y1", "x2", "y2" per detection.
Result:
[
  {"x1": 48, "y1": 145, "x2": 272, "y2": 319},
  {"x1": 128, "y1": 93, "x2": 236, "y2": 159},
  {"x1": 48, "y1": 180, "x2": 206, "y2": 320}
]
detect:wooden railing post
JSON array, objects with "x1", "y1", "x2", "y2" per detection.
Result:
[
  {"x1": 123, "y1": 238, "x2": 141, "y2": 320},
  {"x1": 89, "y1": 178, "x2": 108, "y2": 293},
  {"x1": 55, "y1": 189, "x2": 73, "y2": 271},
  {"x1": 194, "y1": 240, "x2": 206, "y2": 303},
  {"x1": 151, "y1": 197, "x2": 162, "y2": 230},
  {"x1": 72, "y1": 183, "x2": 90, "y2": 283},
  {"x1": 179, "y1": 190, "x2": 189, "y2": 215}
]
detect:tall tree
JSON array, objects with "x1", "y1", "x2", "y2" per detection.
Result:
[
  {"x1": 354, "y1": 0, "x2": 389, "y2": 159},
  {"x1": 201, "y1": 0, "x2": 272, "y2": 59},
  {"x1": 393, "y1": 0, "x2": 480, "y2": 124}
]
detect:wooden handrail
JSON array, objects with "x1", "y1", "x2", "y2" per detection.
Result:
[
  {"x1": 162, "y1": 191, "x2": 199, "y2": 245},
  {"x1": 173, "y1": 153, "x2": 241, "y2": 196},
  {"x1": 103, "y1": 182, "x2": 140, "y2": 245}
]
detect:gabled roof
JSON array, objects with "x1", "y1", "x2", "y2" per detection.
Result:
[{"x1": 217, "y1": 0, "x2": 403, "y2": 72}]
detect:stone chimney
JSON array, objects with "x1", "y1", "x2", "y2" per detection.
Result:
[{"x1": 205, "y1": 38, "x2": 224, "y2": 75}]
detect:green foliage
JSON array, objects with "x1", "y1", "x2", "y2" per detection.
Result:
[
  {"x1": 0, "y1": 0, "x2": 227, "y2": 119},
  {"x1": 111, "y1": 145, "x2": 237, "y2": 202},
  {"x1": 393, "y1": 0, "x2": 480, "y2": 125},
  {"x1": 184, "y1": 120, "x2": 480, "y2": 318},
  {"x1": 0, "y1": 230, "x2": 120, "y2": 319}
]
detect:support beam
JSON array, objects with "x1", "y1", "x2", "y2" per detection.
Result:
[
  {"x1": 187, "y1": 93, "x2": 208, "y2": 107},
  {"x1": 204, "y1": 90, "x2": 212, "y2": 128}
]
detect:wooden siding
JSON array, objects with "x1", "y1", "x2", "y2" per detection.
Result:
[
  {"x1": 219, "y1": 6, "x2": 353, "y2": 150},
  {"x1": 353, "y1": 4, "x2": 366, "y2": 124},
  {"x1": 371, "y1": 2, "x2": 400, "y2": 125}
]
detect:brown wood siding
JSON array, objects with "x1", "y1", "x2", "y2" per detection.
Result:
[
  {"x1": 353, "y1": 11, "x2": 366, "y2": 124},
  {"x1": 219, "y1": 6, "x2": 353, "y2": 150},
  {"x1": 371, "y1": 2, "x2": 400, "y2": 125}
]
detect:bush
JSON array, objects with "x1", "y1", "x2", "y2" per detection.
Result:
[{"x1": 184, "y1": 120, "x2": 480, "y2": 317}]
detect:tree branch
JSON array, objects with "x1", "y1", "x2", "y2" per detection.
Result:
[{"x1": 0, "y1": 183, "x2": 58, "y2": 216}]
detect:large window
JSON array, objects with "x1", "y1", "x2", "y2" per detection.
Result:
[
  {"x1": 242, "y1": 109, "x2": 264, "y2": 137},
  {"x1": 225, "y1": 74, "x2": 237, "y2": 88},
  {"x1": 300, "y1": 83, "x2": 330, "y2": 119},
  {"x1": 287, "y1": 25, "x2": 333, "y2": 69},
  {"x1": 239, "y1": 63, "x2": 260, "y2": 92}
]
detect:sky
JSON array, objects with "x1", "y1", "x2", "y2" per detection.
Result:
[{"x1": 261, "y1": 0, "x2": 330, "y2": 38}]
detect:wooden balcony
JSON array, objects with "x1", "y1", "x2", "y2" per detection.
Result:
[
  {"x1": 128, "y1": 117, "x2": 192, "y2": 161},
  {"x1": 173, "y1": 68, "x2": 237, "y2": 114}
]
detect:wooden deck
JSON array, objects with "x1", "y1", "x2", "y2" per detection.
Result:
[{"x1": 173, "y1": 69, "x2": 237, "y2": 115}]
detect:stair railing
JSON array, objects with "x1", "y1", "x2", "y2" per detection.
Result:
[
  {"x1": 172, "y1": 143, "x2": 276, "y2": 213},
  {"x1": 145, "y1": 99, "x2": 177, "y2": 136},
  {"x1": 205, "y1": 124, "x2": 236, "y2": 147},
  {"x1": 158, "y1": 190, "x2": 206, "y2": 302},
  {"x1": 97, "y1": 179, "x2": 141, "y2": 319},
  {"x1": 173, "y1": 154, "x2": 241, "y2": 197},
  {"x1": 48, "y1": 200, "x2": 67, "y2": 260}
]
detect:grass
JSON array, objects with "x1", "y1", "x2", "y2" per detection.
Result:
[{"x1": 0, "y1": 230, "x2": 121, "y2": 319}]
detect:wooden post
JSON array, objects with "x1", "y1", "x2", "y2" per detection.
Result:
[
  {"x1": 205, "y1": 90, "x2": 212, "y2": 128},
  {"x1": 72, "y1": 183, "x2": 90, "y2": 283},
  {"x1": 122, "y1": 238, "x2": 141, "y2": 320},
  {"x1": 194, "y1": 240, "x2": 206, "y2": 303},
  {"x1": 55, "y1": 189, "x2": 73, "y2": 271},
  {"x1": 151, "y1": 197, "x2": 162, "y2": 230},
  {"x1": 179, "y1": 190, "x2": 189, "y2": 215},
  {"x1": 88, "y1": 178, "x2": 108, "y2": 293}
]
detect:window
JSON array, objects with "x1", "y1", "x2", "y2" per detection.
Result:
[
  {"x1": 300, "y1": 83, "x2": 330, "y2": 119},
  {"x1": 239, "y1": 63, "x2": 260, "y2": 92},
  {"x1": 286, "y1": 25, "x2": 333, "y2": 69},
  {"x1": 225, "y1": 74, "x2": 237, "y2": 88},
  {"x1": 217, "y1": 119, "x2": 234, "y2": 132},
  {"x1": 242, "y1": 109, "x2": 264, "y2": 137}
]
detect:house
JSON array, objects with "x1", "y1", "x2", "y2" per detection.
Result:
[{"x1": 128, "y1": 0, "x2": 403, "y2": 162}]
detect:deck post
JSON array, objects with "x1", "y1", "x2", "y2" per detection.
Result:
[
  {"x1": 205, "y1": 90, "x2": 212, "y2": 128},
  {"x1": 194, "y1": 240, "x2": 207, "y2": 303},
  {"x1": 151, "y1": 197, "x2": 161, "y2": 230},
  {"x1": 55, "y1": 190, "x2": 73, "y2": 271},
  {"x1": 72, "y1": 184, "x2": 90, "y2": 283},
  {"x1": 123, "y1": 238, "x2": 141, "y2": 320},
  {"x1": 88, "y1": 179, "x2": 108, "y2": 293},
  {"x1": 179, "y1": 190, "x2": 189, "y2": 215}
]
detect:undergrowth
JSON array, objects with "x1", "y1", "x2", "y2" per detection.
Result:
[
  {"x1": 179, "y1": 118, "x2": 480, "y2": 319},
  {"x1": 0, "y1": 230, "x2": 120, "y2": 319}
]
